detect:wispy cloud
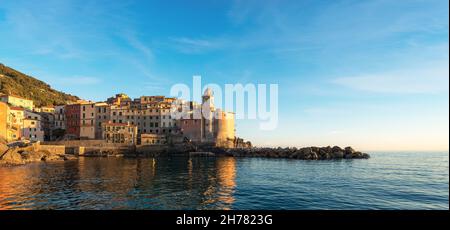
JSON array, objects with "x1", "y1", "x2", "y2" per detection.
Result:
[
  {"x1": 332, "y1": 62, "x2": 449, "y2": 94},
  {"x1": 124, "y1": 33, "x2": 154, "y2": 62},
  {"x1": 169, "y1": 37, "x2": 226, "y2": 54}
]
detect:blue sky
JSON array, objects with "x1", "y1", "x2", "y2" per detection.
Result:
[{"x1": 0, "y1": 0, "x2": 448, "y2": 151}]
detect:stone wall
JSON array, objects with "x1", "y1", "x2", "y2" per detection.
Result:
[
  {"x1": 39, "y1": 145, "x2": 65, "y2": 155},
  {"x1": 42, "y1": 140, "x2": 131, "y2": 148}
]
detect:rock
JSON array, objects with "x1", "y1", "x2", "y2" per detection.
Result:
[
  {"x1": 344, "y1": 147, "x2": 355, "y2": 155},
  {"x1": 311, "y1": 147, "x2": 320, "y2": 153},
  {"x1": 332, "y1": 151, "x2": 344, "y2": 159},
  {"x1": 352, "y1": 151, "x2": 363, "y2": 158},
  {"x1": 332, "y1": 146, "x2": 342, "y2": 153},
  {"x1": 0, "y1": 148, "x2": 25, "y2": 165},
  {"x1": 0, "y1": 143, "x2": 8, "y2": 156},
  {"x1": 302, "y1": 147, "x2": 313, "y2": 155},
  {"x1": 344, "y1": 154, "x2": 353, "y2": 159},
  {"x1": 40, "y1": 150, "x2": 62, "y2": 161},
  {"x1": 21, "y1": 151, "x2": 44, "y2": 162},
  {"x1": 63, "y1": 154, "x2": 77, "y2": 161}
]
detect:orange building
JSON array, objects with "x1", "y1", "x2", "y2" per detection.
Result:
[{"x1": 0, "y1": 102, "x2": 7, "y2": 141}]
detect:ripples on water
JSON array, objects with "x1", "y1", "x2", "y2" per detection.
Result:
[{"x1": 0, "y1": 152, "x2": 448, "y2": 210}]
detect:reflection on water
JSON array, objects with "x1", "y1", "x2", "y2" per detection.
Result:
[
  {"x1": 0, "y1": 157, "x2": 237, "y2": 210},
  {"x1": 0, "y1": 152, "x2": 448, "y2": 210}
]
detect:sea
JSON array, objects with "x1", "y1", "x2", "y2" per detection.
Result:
[{"x1": 0, "y1": 152, "x2": 448, "y2": 210}]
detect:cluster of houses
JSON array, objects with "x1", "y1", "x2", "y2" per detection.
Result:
[{"x1": 0, "y1": 90, "x2": 247, "y2": 148}]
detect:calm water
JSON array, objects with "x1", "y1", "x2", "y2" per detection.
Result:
[{"x1": 0, "y1": 152, "x2": 448, "y2": 210}]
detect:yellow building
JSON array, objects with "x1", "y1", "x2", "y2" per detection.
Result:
[
  {"x1": 0, "y1": 94, "x2": 34, "y2": 110},
  {"x1": 140, "y1": 133, "x2": 166, "y2": 145},
  {"x1": 7, "y1": 107, "x2": 24, "y2": 141},
  {"x1": 0, "y1": 102, "x2": 8, "y2": 141},
  {"x1": 102, "y1": 121, "x2": 137, "y2": 145},
  {"x1": 35, "y1": 106, "x2": 55, "y2": 113}
]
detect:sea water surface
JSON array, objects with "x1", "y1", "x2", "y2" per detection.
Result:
[{"x1": 0, "y1": 152, "x2": 448, "y2": 210}]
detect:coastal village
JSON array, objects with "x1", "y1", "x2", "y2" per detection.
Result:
[
  {"x1": 0, "y1": 89, "x2": 251, "y2": 149},
  {"x1": 1, "y1": 88, "x2": 369, "y2": 165}
]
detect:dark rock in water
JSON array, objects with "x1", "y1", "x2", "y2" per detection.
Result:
[
  {"x1": 345, "y1": 147, "x2": 355, "y2": 155},
  {"x1": 221, "y1": 145, "x2": 369, "y2": 160},
  {"x1": 310, "y1": 152, "x2": 318, "y2": 160},
  {"x1": 332, "y1": 146, "x2": 342, "y2": 153},
  {"x1": 344, "y1": 153, "x2": 353, "y2": 159},
  {"x1": 332, "y1": 151, "x2": 344, "y2": 158},
  {"x1": 302, "y1": 147, "x2": 313, "y2": 155}
]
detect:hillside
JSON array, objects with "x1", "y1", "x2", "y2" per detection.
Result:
[{"x1": 0, "y1": 63, "x2": 79, "y2": 107}]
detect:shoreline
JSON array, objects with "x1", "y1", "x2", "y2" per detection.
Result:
[{"x1": 1, "y1": 140, "x2": 370, "y2": 166}]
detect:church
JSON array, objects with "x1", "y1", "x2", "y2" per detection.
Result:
[{"x1": 179, "y1": 88, "x2": 236, "y2": 148}]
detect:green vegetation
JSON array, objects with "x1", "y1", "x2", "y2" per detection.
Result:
[{"x1": 0, "y1": 63, "x2": 79, "y2": 107}]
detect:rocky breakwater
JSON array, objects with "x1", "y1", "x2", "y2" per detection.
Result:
[
  {"x1": 0, "y1": 142, "x2": 76, "y2": 166},
  {"x1": 226, "y1": 146, "x2": 370, "y2": 160}
]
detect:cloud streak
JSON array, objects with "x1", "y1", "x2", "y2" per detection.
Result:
[{"x1": 332, "y1": 62, "x2": 449, "y2": 94}]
